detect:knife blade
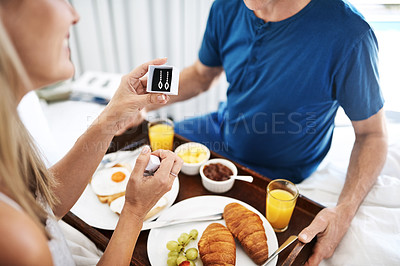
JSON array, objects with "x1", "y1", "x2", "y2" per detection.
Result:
[
  {"x1": 261, "y1": 235, "x2": 298, "y2": 266},
  {"x1": 141, "y1": 212, "x2": 223, "y2": 231}
]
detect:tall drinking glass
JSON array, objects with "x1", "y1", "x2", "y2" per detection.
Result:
[
  {"x1": 266, "y1": 179, "x2": 299, "y2": 232},
  {"x1": 148, "y1": 118, "x2": 174, "y2": 151}
]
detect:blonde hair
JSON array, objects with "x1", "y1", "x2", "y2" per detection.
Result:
[{"x1": 0, "y1": 17, "x2": 58, "y2": 237}]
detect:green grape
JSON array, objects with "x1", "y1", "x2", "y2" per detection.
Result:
[
  {"x1": 166, "y1": 230, "x2": 199, "y2": 266},
  {"x1": 167, "y1": 256, "x2": 178, "y2": 266},
  {"x1": 189, "y1": 229, "x2": 198, "y2": 240},
  {"x1": 168, "y1": 251, "x2": 179, "y2": 258},
  {"x1": 166, "y1": 240, "x2": 179, "y2": 251},
  {"x1": 185, "y1": 248, "x2": 198, "y2": 260},
  {"x1": 176, "y1": 255, "x2": 187, "y2": 265},
  {"x1": 178, "y1": 233, "x2": 189, "y2": 245}
]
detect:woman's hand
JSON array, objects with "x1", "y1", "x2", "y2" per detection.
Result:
[
  {"x1": 115, "y1": 109, "x2": 147, "y2": 136},
  {"x1": 100, "y1": 58, "x2": 170, "y2": 135},
  {"x1": 97, "y1": 146, "x2": 182, "y2": 265},
  {"x1": 123, "y1": 146, "x2": 183, "y2": 219}
]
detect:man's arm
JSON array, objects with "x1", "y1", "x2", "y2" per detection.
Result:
[
  {"x1": 147, "y1": 59, "x2": 223, "y2": 111},
  {"x1": 299, "y1": 109, "x2": 387, "y2": 265}
]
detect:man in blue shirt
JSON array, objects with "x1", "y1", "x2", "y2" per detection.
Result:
[{"x1": 151, "y1": 0, "x2": 387, "y2": 264}]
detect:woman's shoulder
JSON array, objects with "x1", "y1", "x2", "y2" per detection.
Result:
[{"x1": 0, "y1": 201, "x2": 53, "y2": 266}]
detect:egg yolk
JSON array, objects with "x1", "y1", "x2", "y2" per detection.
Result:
[{"x1": 111, "y1": 171, "x2": 126, "y2": 182}]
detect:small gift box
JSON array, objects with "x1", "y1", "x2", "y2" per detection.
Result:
[{"x1": 146, "y1": 65, "x2": 179, "y2": 95}]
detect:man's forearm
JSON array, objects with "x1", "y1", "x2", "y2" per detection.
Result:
[
  {"x1": 298, "y1": 111, "x2": 387, "y2": 264},
  {"x1": 337, "y1": 133, "x2": 387, "y2": 221}
]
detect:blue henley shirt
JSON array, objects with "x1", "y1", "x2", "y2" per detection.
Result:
[{"x1": 176, "y1": 0, "x2": 384, "y2": 183}]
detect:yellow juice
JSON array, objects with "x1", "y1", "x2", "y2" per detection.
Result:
[
  {"x1": 266, "y1": 189, "x2": 296, "y2": 230},
  {"x1": 148, "y1": 124, "x2": 174, "y2": 151}
]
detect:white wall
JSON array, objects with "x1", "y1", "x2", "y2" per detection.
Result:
[{"x1": 69, "y1": 0, "x2": 228, "y2": 122}]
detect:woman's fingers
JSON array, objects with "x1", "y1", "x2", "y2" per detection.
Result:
[
  {"x1": 170, "y1": 155, "x2": 183, "y2": 178},
  {"x1": 135, "y1": 76, "x2": 148, "y2": 95},
  {"x1": 124, "y1": 149, "x2": 182, "y2": 217},
  {"x1": 128, "y1": 58, "x2": 167, "y2": 80},
  {"x1": 156, "y1": 153, "x2": 175, "y2": 175},
  {"x1": 134, "y1": 94, "x2": 169, "y2": 110},
  {"x1": 125, "y1": 58, "x2": 167, "y2": 93},
  {"x1": 131, "y1": 146, "x2": 151, "y2": 178},
  {"x1": 152, "y1": 150, "x2": 183, "y2": 179},
  {"x1": 151, "y1": 149, "x2": 173, "y2": 159}
]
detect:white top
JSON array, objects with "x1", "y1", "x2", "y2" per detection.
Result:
[{"x1": 0, "y1": 192, "x2": 75, "y2": 266}]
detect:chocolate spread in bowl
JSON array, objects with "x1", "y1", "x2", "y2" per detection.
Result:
[{"x1": 203, "y1": 163, "x2": 233, "y2": 181}]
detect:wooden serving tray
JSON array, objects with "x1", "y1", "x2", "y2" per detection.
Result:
[{"x1": 63, "y1": 121, "x2": 324, "y2": 265}]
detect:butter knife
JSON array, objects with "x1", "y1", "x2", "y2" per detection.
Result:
[
  {"x1": 141, "y1": 212, "x2": 223, "y2": 231},
  {"x1": 261, "y1": 235, "x2": 298, "y2": 266}
]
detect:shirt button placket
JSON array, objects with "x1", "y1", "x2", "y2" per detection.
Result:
[{"x1": 252, "y1": 24, "x2": 263, "y2": 64}]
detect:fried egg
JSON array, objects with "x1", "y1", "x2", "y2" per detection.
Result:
[
  {"x1": 109, "y1": 195, "x2": 125, "y2": 214},
  {"x1": 91, "y1": 167, "x2": 130, "y2": 196},
  {"x1": 110, "y1": 195, "x2": 168, "y2": 219}
]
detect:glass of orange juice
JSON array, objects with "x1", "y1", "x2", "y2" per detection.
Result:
[
  {"x1": 148, "y1": 118, "x2": 174, "y2": 151},
  {"x1": 266, "y1": 179, "x2": 299, "y2": 232}
]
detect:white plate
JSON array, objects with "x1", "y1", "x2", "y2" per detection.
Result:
[
  {"x1": 147, "y1": 195, "x2": 278, "y2": 266},
  {"x1": 71, "y1": 149, "x2": 180, "y2": 230}
]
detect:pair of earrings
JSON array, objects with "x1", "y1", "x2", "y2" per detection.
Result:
[{"x1": 158, "y1": 71, "x2": 170, "y2": 90}]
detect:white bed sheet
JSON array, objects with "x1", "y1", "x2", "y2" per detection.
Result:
[{"x1": 297, "y1": 122, "x2": 400, "y2": 265}]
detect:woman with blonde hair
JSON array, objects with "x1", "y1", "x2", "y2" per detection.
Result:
[{"x1": 0, "y1": 0, "x2": 182, "y2": 265}]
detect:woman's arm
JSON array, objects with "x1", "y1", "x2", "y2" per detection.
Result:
[
  {"x1": 49, "y1": 58, "x2": 169, "y2": 218},
  {"x1": 97, "y1": 147, "x2": 183, "y2": 265}
]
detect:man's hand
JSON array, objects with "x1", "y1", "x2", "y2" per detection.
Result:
[
  {"x1": 299, "y1": 109, "x2": 387, "y2": 265},
  {"x1": 298, "y1": 205, "x2": 352, "y2": 265}
]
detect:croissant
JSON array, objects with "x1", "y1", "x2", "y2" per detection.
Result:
[
  {"x1": 224, "y1": 203, "x2": 268, "y2": 265},
  {"x1": 198, "y1": 223, "x2": 236, "y2": 266}
]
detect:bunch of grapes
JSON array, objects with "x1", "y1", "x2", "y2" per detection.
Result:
[{"x1": 166, "y1": 229, "x2": 199, "y2": 266}]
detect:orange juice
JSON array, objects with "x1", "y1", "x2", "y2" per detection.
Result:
[
  {"x1": 266, "y1": 189, "x2": 296, "y2": 231},
  {"x1": 148, "y1": 123, "x2": 174, "y2": 150}
]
